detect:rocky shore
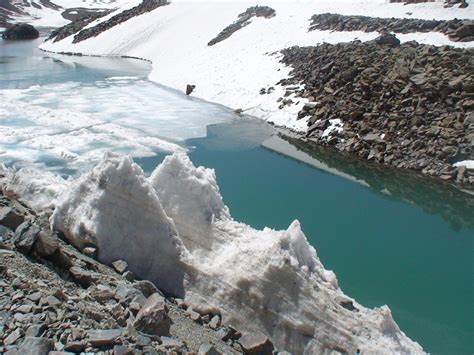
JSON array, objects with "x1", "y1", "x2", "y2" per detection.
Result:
[
  {"x1": 0, "y1": 192, "x2": 273, "y2": 354},
  {"x1": 309, "y1": 13, "x2": 474, "y2": 42},
  {"x1": 276, "y1": 35, "x2": 474, "y2": 185}
]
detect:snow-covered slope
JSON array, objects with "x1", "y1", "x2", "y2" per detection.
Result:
[
  {"x1": 41, "y1": 0, "x2": 474, "y2": 131},
  {"x1": 7, "y1": 152, "x2": 421, "y2": 353},
  {"x1": 0, "y1": 0, "x2": 132, "y2": 28}
]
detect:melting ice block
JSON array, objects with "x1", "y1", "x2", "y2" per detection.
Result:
[{"x1": 51, "y1": 152, "x2": 423, "y2": 354}]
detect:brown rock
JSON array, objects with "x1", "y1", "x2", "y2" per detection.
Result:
[
  {"x1": 18, "y1": 337, "x2": 54, "y2": 355},
  {"x1": 69, "y1": 266, "x2": 94, "y2": 287},
  {"x1": 34, "y1": 231, "x2": 59, "y2": 257},
  {"x1": 86, "y1": 329, "x2": 122, "y2": 347},
  {"x1": 0, "y1": 207, "x2": 24, "y2": 230},
  {"x1": 133, "y1": 293, "x2": 170, "y2": 336},
  {"x1": 111, "y1": 260, "x2": 128, "y2": 274},
  {"x1": 239, "y1": 331, "x2": 274, "y2": 355}
]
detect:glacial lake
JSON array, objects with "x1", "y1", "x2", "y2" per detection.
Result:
[{"x1": 1, "y1": 38, "x2": 473, "y2": 354}]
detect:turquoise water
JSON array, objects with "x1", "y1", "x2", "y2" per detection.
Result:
[{"x1": 1, "y1": 39, "x2": 473, "y2": 354}]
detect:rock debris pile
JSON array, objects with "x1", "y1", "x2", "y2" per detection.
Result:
[
  {"x1": 0, "y1": 193, "x2": 271, "y2": 354},
  {"x1": 389, "y1": 0, "x2": 468, "y2": 8},
  {"x1": 309, "y1": 13, "x2": 474, "y2": 42},
  {"x1": 277, "y1": 38, "x2": 474, "y2": 184}
]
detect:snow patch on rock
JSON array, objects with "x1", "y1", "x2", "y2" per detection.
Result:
[{"x1": 453, "y1": 160, "x2": 474, "y2": 170}]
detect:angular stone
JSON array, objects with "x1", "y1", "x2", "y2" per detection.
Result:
[
  {"x1": 133, "y1": 280, "x2": 162, "y2": 298},
  {"x1": 18, "y1": 337, "x2": 54, "y2": 355},
  {"x1": 90, "y1": 284, "x2": 115, "y2": 301},
  {"x1": 16, "y1": 304, "x2": 32, "y2": 314},
  {"x1": 115, "y1": 283, "x2": 144, "y2": 304},
  {"x1": 26, "y1": 291, "x2": 43, "y2": 303},
  {"x1": 199, "y1": 343, "x2": 222, "y2": 355},
  {"x1": 239, "y1": 331, "x2": 274, "y2": 355},
  {"x1": 374, "y1": 32, "x2": 400, "y2": 46},
  {"x1": 64, "y1": 341, "x2": 87, "y2": 352},
  {"x1": 136, "y1": 334, "x2": 151, "y2": 347},
  {"x1": 25, "y1": 323, "x2": 46, "y2": 338},
  {"x1": 53, "y1": 247, "x2": 74, "y2": 270},
  {"x1": 42, "y1": 295, "x2": 61, "y2": 308},
  {"x1": 123, "y1": 270, "x2": 136, "y2": 282},
  {"x1": 209, "y1": 315, "x2": 220, "y2": 329},
  {"x1": 220, "y1": 326, "x2": 241, "y2": 342},
  {"x1": 0, "y1": 207, "x2": 24, "y2": 230},
  {"x1": 34, "y1": 231, "x2": 59, "y2": 257},
  {"x1": 4, "y1": 329, "x2": 22, "y2": 345},
  {"x1": 14, "y1": 224, "x2": 40, "y2": 255},
  {"x1": 133, "y1": 293, "x2": 170, "y2": 336},
  {"x1": 69, "y1": 266, "x2": 94, "y2": 287},
  {"x1": 86, "y1": 328, "x2": 122, "y2": 347},
  {"x1": 82, "y1": 247, "x2": 97, "y2": 259},
  {"x1": 186, "y1": 308, "x2": 201, "y2": 322},
  {"x1": 362, "y1": 133, "x2": 383, "y2": 143},
  {"x1": 71, "y1": 328, "x2": 86, "y2": 340},
  {"x1": 111, "y1": 260, "x2": 128, "y2": 274},
  {"x1": 161, "y1": 336, "x2": 184, "y2": 348},
  {"x1": 113, "y1": 345, "x2": 134, "y2": 355}
]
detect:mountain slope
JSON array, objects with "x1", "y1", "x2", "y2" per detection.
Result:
[{"x1": 0, "y1": 0, "x2": 130, "y2": 28}]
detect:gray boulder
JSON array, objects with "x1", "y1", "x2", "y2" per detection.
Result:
[
  {"x1": 133, "y1": 293, "x2": 171, "y2": 336},
  {"x1": 2, "y1": 24, "x2": 39, "y2": 40}
]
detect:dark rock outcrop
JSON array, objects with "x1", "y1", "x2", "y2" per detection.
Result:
[
  {"x1": 72, "y1": 0, "x2": 168, "y2": 43},
  {"x1": 2, "y1": 24, "x2": 39, "y2": 40},
  {"x1": 208, "y1": 6, "x2": 276, "y2": 46},
  {"x1": 309, "y1": 13, "x2": 474, "y2": 42},
  {"x1": 278, "y1": 40, "x2": 473, "y2": 184},
  {"x1": 389, "y1": 0, "x2": 469, "y2": 7},
  {"x1": 48, "y1": 10, "x2": 111, "y2": 42}
]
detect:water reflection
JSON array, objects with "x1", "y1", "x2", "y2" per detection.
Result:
[{"x1": 275, "y1": 135, "x2": 474, "y2": 232}]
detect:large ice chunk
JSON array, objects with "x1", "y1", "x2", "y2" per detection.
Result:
[
  {"x1": 51, "y1": 152, "x2": 423, "y2": 354},
  {"x1": 51, "y1": 152, "x2": 186, "y2": 295}
]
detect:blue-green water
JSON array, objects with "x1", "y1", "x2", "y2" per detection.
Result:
[{"x1": 1, "y1": 39, "x2": 473, "y2": 354}]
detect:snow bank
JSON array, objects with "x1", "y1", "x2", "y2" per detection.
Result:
[
  {"x1": 51, "y1": 152, "x2": 187, "y2": 294},
  {"x1": 0, "y1": 164, "x2": 70, "y2": 211},
  {"x1": 453, "y1": 160, "x2": 474, "y2": 170},
  {"x1": 50, "y1": 152, "x2": 423, "y2": 353},
  {"x1": 40, "y1": 0, "x2": 474, "y2": 132}
]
